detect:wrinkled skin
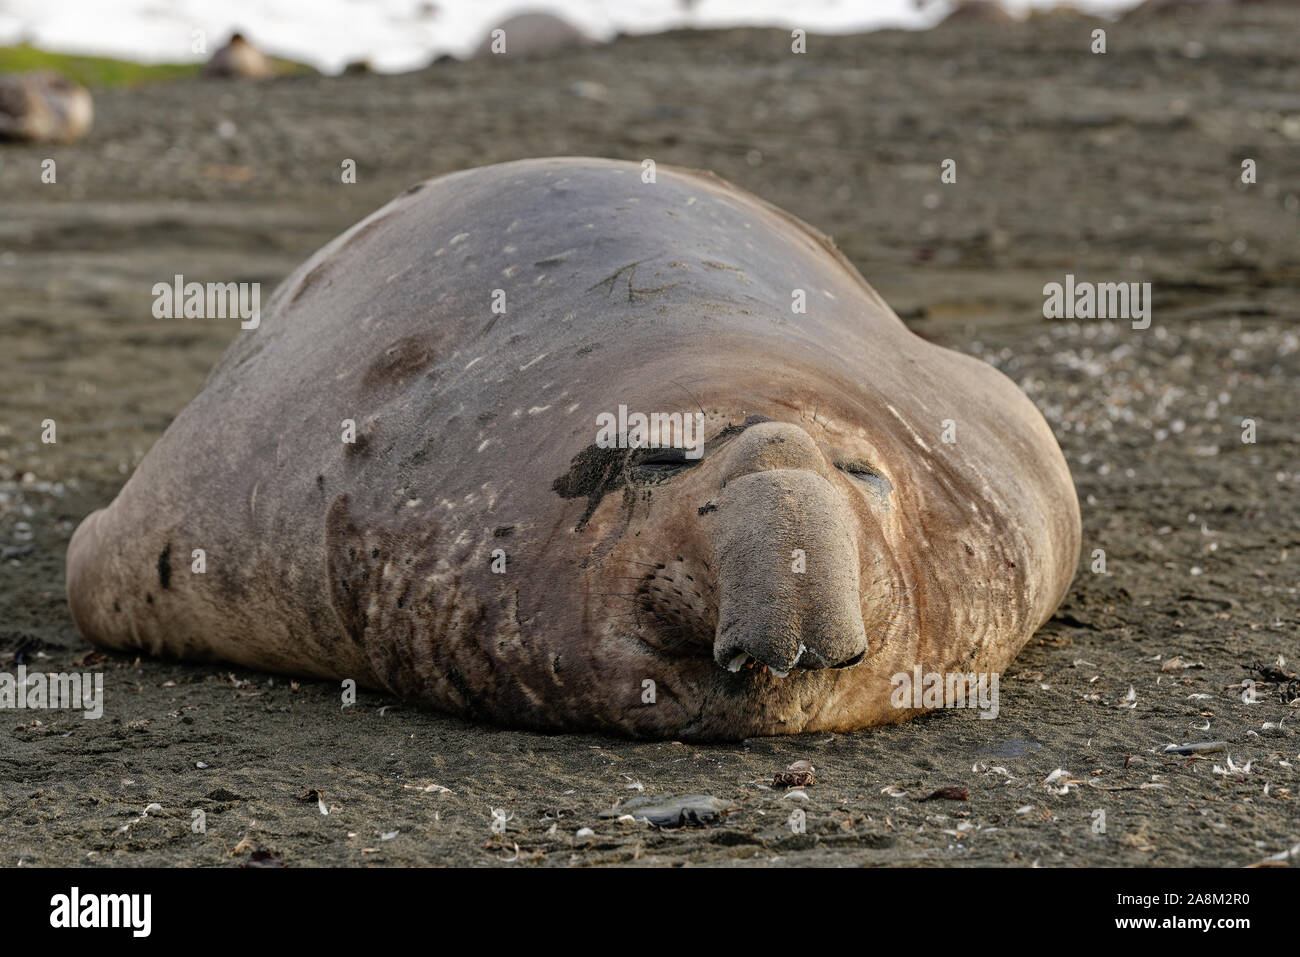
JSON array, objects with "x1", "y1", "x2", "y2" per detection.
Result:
[{"x1": 66, "y1": 157, "x2": 1081, "y2": 739}]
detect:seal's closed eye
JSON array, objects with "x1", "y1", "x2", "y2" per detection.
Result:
[
  {"x1": 629, "y1": 421, "x2": 757, "y2": 482},
  {"x1": 635, "y1": 448, "x2": 694, "y2": 467},
  {"x1": 835, "y1": 458, "x2": 893, "y2": 499},
  {"x1": 630, "y1": 447, "x2": 702, "y2": 481}
]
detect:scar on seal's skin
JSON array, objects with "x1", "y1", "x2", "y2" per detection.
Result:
[{"x1": 586, "y1": 259, "x2": 683, "y2": 303}]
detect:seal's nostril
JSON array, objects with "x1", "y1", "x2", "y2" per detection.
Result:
[{"x1": 830, "y1": 650, "x2": 866, "y2": 670}]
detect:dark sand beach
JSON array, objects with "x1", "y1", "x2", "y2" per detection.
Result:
[{"x1": 1, "y1": 5, "x2": 1297, "y2": 866}]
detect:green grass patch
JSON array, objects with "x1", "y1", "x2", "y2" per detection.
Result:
[{"x1": 0, "y1": 44, "x2": 316, "y2": 88}]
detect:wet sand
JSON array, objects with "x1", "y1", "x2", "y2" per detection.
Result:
[{"x1": 1, "y1": 4, "x2": 1297, "y2": 866}]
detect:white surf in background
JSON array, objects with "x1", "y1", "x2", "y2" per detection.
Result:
[{"x1": 0, "y1": 0, "x2": 1150, "y2": 75}]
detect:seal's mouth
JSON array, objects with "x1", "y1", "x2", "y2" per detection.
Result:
[{"x1": 723, "y1": 646, "x2": 867, "y2": 678}]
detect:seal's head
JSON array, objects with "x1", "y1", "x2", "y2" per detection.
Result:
[
  {"x1": 554, "y1": 400, "x2": 930, "y2": 739},
  {"x1": 544, "y1": 320, "x2": 1076, "y2": 740}
]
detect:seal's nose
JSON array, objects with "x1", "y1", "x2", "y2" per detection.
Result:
[
  {"x1": 710, "y1": 464, "x2": 869, "y2": 676},
  {"x1": 718, "y1": 420, "x2": 829, "y2": 484}
]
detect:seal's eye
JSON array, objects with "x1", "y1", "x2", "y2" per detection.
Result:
[
  {"x1": 630, "y1": 447, "x2": 702, "y2": 481},
  {"x1": 838, "y1": 459, "x2": 880, "y2": 479},
  {"x1": 626, "y1": 421, "x2": 753, "y2": 483},
  {"x1": 835, "y1": 459, "x2": 893, "y2": 498}
]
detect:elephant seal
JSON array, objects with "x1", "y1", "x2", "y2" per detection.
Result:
[
  {"x1": 474, "y1": 11, "x2": 590, "y2": 59},
  {"x1": 1125, "y1": 0, "x2": 1271, "y2": 17},
  {"x1": 204, "y1": 33, "x2": 274, "y2": 79},
  {"x1": 0, "y1": 72, "x2": 93, "y2": 143},
  {"x1": 940, "y1": 1, "x2": 1016, "y2": 25},
  {"x1": 66, "y1": 157, "x2": 1081, "y2": 740}
]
